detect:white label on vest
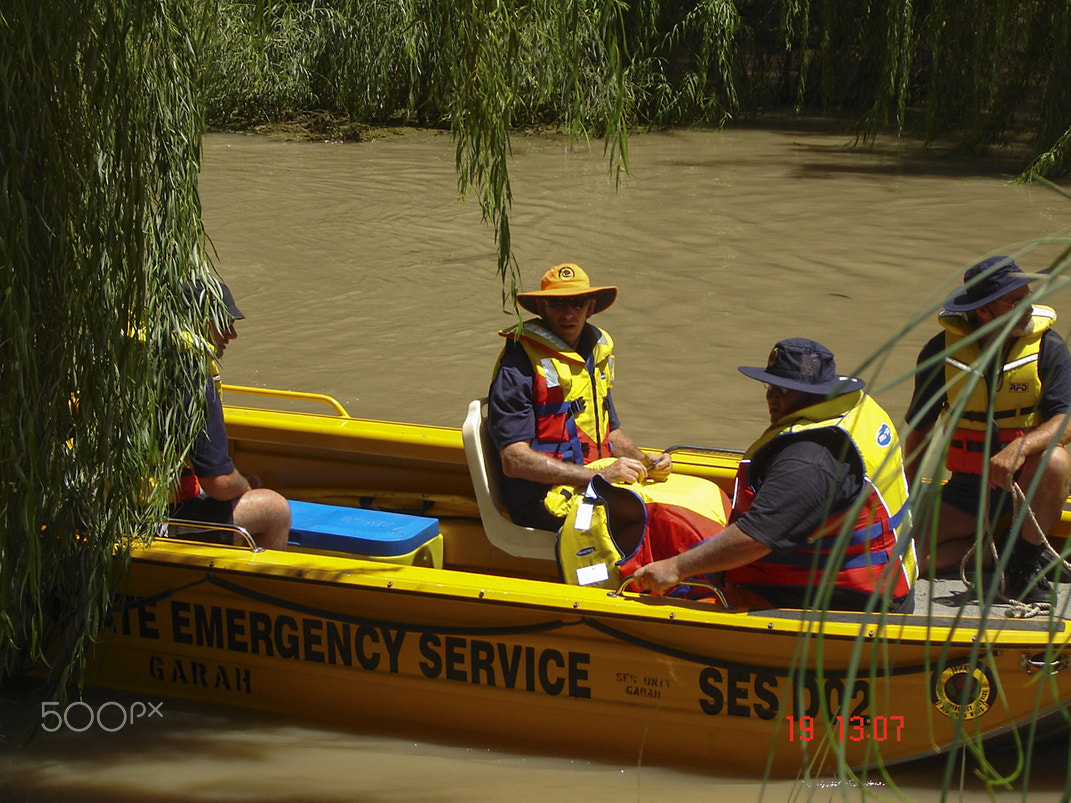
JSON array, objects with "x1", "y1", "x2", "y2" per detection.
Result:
[
  {"x1": 574, "y1": 499, "x2": 595, "y2": 531},
  {"x1": 576, "y1": 562, "x2": 609, "y2": 586}
]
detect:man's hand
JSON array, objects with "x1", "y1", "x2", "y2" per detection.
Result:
[
  {"x1": 644, "y1": 452, "x2": 672, "y2": 481},
  {"x1": 596, "y1": 456, "x2": 649, "y2": 484},
  {"x1": 630, "y1": 558, "x2": 682, "y2": 595},
  {"x1": 630, "y1": 525, "x2": 770, "y2": 594},
  {"x1": 607, "y1": 429, "x2": 674, "y2": 482},
  {"x1": 989, "y1": 439, "x2": 1028, "y2": 490},
  {"x1": 989, "y1": 414, "x2": 1071, "y2": 490}
]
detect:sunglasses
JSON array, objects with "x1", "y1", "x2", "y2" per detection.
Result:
[
  {"x1": 544, "y1": 296, "x2": 591, "y2": 311},
  {"x1": 988, "y1": 295, "x2": 1029, "y2": 312}
]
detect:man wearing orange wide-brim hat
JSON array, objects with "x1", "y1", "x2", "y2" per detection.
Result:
[{"x1": 486, "y1": 263, "x2": 672, "y2": 531}]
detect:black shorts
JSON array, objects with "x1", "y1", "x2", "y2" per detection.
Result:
[
  {"x1": 940, "y1": 472, "x2": 1014, "y2": 525},
  {"x1": 506, "y1": 498, "x2": 565, "y2": 532},
  {"x1": 167, "y1": 494, "x2": 236, "y2": 544}
]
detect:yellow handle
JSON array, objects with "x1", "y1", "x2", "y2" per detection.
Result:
[
  {"x1": 616, "y1": 575, "x2": 733, "y2": 609},
  {"x1": 222, "y1": 384, "x2": 350, "y2": 417}
]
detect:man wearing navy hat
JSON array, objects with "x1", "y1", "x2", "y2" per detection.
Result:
[
  {"x1": 904, "y1": 256, "x2": 1071, "y2": 602},
  {"x1": 169, "y1": 280, "x2": 291, "y2": 549},
  {"x1": 633, "y1": 338, "x2": 916, "y2": 612}
]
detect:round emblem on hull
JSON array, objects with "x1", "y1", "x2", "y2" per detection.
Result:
[{"x1": 931, "y1": 661, "x2": 994, "y2": 720}]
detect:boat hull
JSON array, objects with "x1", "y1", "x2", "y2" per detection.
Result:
[
  {"x1": 95, "y1": 539, "x2": 1071, "y2": 776},
  {"x1": 83, "y1": 389, "x2": 1071, "y2": 776}
]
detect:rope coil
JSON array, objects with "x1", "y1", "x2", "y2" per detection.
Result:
[{"x1": 958, "y1": 482, "x2": 1070, "y2": 617}]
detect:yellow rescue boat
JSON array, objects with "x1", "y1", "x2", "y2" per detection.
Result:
[{"x1": 88, "y1": 387, "x2": 1071, "y2": 778}]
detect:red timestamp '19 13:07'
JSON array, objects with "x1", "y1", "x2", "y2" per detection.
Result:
[{"x1": 784, "y1": 715, "x2": 905, "y2": 742}]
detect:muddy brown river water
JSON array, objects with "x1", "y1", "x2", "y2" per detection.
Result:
[{"x1": 3, "y1": 123, "x2": 1071, "y2": 801}]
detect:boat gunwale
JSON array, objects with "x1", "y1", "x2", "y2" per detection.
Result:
[{"x1": 124, "y1": 541, "x2": 1071, "y2": 653}]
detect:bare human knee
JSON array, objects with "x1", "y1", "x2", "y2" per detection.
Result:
[
  {"x1": 1019, "y1": 446, "x2": 1071, "y2": 535},
  {"x1": 233, "y1": 488, "x2": 291, "y2": 550},
  {"x1": 1042, "y1": 445, "x2": 1071, "y2": 489},
  {"x1": 917, "y1": 503, "x2": 982, "y2": 574}
]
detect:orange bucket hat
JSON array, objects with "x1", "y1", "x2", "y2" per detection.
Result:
[{"x1": 516, "y1": 263, "x2": 618, "y2": 315}]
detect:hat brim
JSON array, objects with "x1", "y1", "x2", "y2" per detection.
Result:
[
  {"x1": 737, "y1": 365, "x2": 866, "y2": 396},
  {"x1": 942, "y1": 269, "x2": 1047, "y2": 312},
  {"x1": 518, "y1": 286, "x2": 618, "y2": 315},
  {"x1": 219, "y1": 283, "x2": 245, "y2": 320}
]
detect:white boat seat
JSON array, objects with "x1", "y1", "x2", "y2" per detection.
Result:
[{"x1": 462, "y1": 398, "x2": 558, "y2": 560}]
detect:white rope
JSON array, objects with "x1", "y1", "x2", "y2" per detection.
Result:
[{"x1": 957, "y1": 482, "x2": 1063, "y2": 618}]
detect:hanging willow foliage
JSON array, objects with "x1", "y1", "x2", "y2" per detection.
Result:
[
  {"x1": 5, "y1": 8, "x2": 1071, "y2": 791},
  {"x1": 206, "y1": 1, "x2": 1071, "y2": 181},
  {"x1": 196, "y1": 0, "x2": 1071, "y2": 323},
  {"x1": 0, "y1": 3, "x2": 218, "y2": 693},
  {"x1": 444, "y1": 0, "x2": 633, "y2": 309}
]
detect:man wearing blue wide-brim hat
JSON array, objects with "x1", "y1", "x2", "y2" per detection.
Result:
[
  {"x1": 904, "y1": 256, "x2": 1071, "y2": 603},
  {"x1": 634, "y1": 338, "x2": 916, "y2": 613}
]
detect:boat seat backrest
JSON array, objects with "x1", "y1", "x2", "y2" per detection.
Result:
[{"x1": 462, "y1": 398, "x2": 557, "y2": 560}]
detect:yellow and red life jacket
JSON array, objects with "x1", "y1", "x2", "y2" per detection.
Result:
[
  {"x1": 501, "y1": 320, "x2": 614, "y2": 465},
  {"x1": 726, "y1": 391, "x2": 916, "y2": 604},
  {"x1": 551, "y1": 469, "x2": 730, "y2": 592},
  {"x1": 939, "y1": 307, "x2": 1054, "y2": 474}
]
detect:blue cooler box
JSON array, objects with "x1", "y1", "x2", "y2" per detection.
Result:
[{"x1": 288, "y1": 500, "x2": 443, "y2": 569}]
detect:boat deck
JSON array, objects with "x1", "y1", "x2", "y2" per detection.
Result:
[{"x1": 917, "y1": 574, "x2": 1071, "y2": 621}]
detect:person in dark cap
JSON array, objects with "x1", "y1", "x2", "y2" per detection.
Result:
[
  {"x1": 633, "y1": 338, "x2": 916, "y2": 612},
  {"x1": 169, "y1": 280, "x2": 291, "y2": 549},
  {"x1": 486, "y1": 263, "x2": 672, "y2": 531},
  {"x1": 904, "y1": 256, "x2": 1071, "y2": 602}
]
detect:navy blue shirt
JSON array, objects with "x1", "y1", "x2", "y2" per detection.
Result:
[
  {"x1": 190, "y1": 377, "x2": 235, "y2": 479},
  {"x1": 735, "y1": 432, "x2": 862, "y2": 553},
  {"x1": 733, "y1": 430, "x2": 893, "y2": 611}
]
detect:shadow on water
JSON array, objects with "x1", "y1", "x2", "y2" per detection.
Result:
[
  {"x1": 0, "y1": 685, "x2": 737, "y2": 803},
  {"x1": 654, "y1": 129, "x2": 1041, "y2": 181},
  {"x1": 3, "y1": 684, "x2": 1071, "y2": 803}
]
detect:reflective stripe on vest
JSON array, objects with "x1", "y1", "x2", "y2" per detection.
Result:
[{"x1": 940, "y1": 307, "x2": 1053, "y2": 473}]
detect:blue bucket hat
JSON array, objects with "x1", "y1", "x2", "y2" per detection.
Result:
[
  {"x1": 738, "y1": 338, "x2": 865, "y2": 396},
  {"x1": 943, "y1": 256, "x2": 1040, "y2": 313}
]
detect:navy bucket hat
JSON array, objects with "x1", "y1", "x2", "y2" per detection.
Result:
[
  {"x1": 943, "y1": 256, "x2": 1041, "y2": 313},
  {"x1": 738, "y1": 338, "x2": 865, "y2": 396}
]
